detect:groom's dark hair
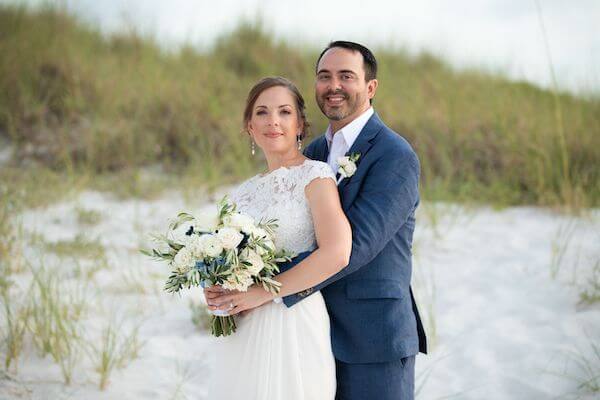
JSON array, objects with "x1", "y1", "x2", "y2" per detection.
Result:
[{"x1": 315, "y1": 41, "x2": 378, "y2": 81}]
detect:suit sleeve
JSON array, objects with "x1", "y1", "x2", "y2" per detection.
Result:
[
  {"x1": 283, "y1": 148, "x2": 420, "y2": 307},
  {"x1": 336, "y1": 150, "x2": 419, "y2": 276}
]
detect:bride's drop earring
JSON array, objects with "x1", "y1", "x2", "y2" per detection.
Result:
[
  {"x1": 251, "y1": 138, "x2": 256, "y2": 155},
  {"x1": 297, "y1": 135, "x2": 302, "y2": 150}
]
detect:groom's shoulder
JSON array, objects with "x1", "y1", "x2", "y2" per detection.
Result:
[
  {"x1": 307, "y1": 134, "x2": 326, "y2": 148},
  {"x1": 373, "y1": 120, "x2": 418, "y2": 165},
  {"x1": 304, "y1": 134, "x2": 326, "y2": 159}
]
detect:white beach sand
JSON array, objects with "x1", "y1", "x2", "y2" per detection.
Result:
[{"x1": 1, "y1": 189, "x2": 599, "y2": 399}]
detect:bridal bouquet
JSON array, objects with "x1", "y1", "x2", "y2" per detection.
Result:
[{"x1": 141, "y1": 196, "x2": 294, "y2": 336}]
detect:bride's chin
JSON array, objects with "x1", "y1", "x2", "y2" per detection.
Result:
[{"x1": 261, "y1": 144, "x2": 294, "y2": 154}]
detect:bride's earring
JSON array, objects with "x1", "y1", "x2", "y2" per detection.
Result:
[
  {"x1": 250, "y1": 138, "x2": 256, "y2": 156},
  {"x1": 297, "y1": 134, "x2": 302, "y2": 150}
]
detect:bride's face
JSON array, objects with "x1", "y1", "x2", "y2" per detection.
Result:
[{"x1": 247, "y1": 86, "x2": 303, "y2": 156}]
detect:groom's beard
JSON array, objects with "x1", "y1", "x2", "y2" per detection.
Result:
[{"x1": 317, "y1": 89, "x2": 363, "y2": 122}]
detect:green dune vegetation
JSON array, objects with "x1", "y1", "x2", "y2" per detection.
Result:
[{"x1": 1, "y1": 4, "x2": 599, "y2": 211}]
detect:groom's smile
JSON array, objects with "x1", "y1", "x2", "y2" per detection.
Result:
[{"x1": 324, "y1": 91, "x2": 348, "y2": 107}]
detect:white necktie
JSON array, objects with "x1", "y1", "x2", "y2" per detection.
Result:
[{"x1": 328, "y1": 132, "x2": 347, "y2": 173}]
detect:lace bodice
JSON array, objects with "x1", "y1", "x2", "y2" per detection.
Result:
[{"x1": 231, "y1": 159, "x2": 336, "y2": 254}]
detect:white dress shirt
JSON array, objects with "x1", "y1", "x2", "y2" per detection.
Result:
[{"x1": 325, "y1": 107, "x2": 374, "y2": 173}]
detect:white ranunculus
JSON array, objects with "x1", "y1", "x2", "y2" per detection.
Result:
[
  {"x1": 223, "y1": 212, "x2": 255, "y2": 234},
  {"x1": 173, "y1": 247, "x2": 195, "y2": 272},
  {"x1": 340, "y1": 162, "x2": 357, "y2": 178},
  {"x1": 193, "y1": 209, "x2": 220, "y2": 233},
  {"x1": 186, "y1": 235, "x2": 206, "y2": 258},
  {"x1": 240, "y1": 248, "x2": 265, "y2": 276},
  {"x1": 216, "y1": 227, "x2": 244, "y2": 250},
  {"x1": 198, "y1": 234, "x2": 223, "y2": 258}
]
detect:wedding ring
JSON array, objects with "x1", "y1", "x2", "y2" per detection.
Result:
[{"x1": 229, "y1": 302, "x2": 234, "y2": 310}]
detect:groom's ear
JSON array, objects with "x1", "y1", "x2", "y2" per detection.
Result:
[{"x1": 367, "y1": 79, "x2": 378, "y2": 100}]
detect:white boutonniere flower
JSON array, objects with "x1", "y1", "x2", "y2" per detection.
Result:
[{"x1": 336, "y1": 152, "x2": 361, "y2": 184}]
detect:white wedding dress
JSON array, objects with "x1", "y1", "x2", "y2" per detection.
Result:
[{"x1": 207, "y1": 159, "x2": 337, "y2": 400}]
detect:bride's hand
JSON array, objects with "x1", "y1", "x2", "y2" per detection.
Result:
[
  {"x1": 207, "y1": 285, "x2": 274, "y2": 315},
  {"x1": 203, "y1": 284, "x2": 227, "y2": 304}
]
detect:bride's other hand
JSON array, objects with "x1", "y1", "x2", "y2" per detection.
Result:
[{"x1": 208, "y1": 285, "x2": 274, "y2": 315}]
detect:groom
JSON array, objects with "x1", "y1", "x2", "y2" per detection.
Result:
[
  {"x1": 215, "y1": 41, "x2": 427, "y2": 399},
  {"x1": 296, "y1": 41, "x2": 427, "y2": 400}
]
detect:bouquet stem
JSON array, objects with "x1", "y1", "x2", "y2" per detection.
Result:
[{"x1": 211, "y1": 315, "x2": 237, "y2": 337}]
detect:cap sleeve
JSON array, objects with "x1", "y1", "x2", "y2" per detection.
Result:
[{"x1": 302, "y1": 160, "x2": 336, "y2": 188}]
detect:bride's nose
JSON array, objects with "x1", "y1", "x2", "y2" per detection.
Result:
[{"x1": 267, "y1": 115, "x2": 280, "y2": 126}]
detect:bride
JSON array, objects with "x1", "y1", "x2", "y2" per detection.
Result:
[{"x1": 205, "y1": 76, "x2": 351, "y2": 399}]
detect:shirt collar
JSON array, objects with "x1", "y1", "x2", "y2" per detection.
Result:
[{"x1": 325, "y1": 107, "x2": 374, "y2": 149}]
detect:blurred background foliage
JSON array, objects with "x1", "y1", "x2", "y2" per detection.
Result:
[{"x1": 0, "y1": 3, "x2": 599, "y2": 209}]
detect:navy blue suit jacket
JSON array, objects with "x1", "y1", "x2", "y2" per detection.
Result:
[{"x1": 279, "y1": 112, "x2": 427, "y2": 363}]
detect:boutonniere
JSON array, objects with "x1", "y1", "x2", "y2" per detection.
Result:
[{"x1": 336, "y1": 152, "x2": 361, "y2": 184}]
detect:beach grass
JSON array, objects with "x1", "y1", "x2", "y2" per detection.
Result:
[
  {"x1": 86, "y1": 318, "x2": 143, "y2": 390},
  {"x1": 579, "y1": 259, "x2": 600, "y2": 306},
  {"x1": 75, "y1": 207, "x2": 102, "y2": 226},
  {"x1": 0, "y1": 4, "x2": 598, "y2": 210},
  {"x1": 0, "y1": 289, "x2": 30, "y2": 373},
  {"x1": 28, "y1": 263, "x2": 88, "y2": 384},
  {"x1": 41, "y1": 233, "x2": 106, "y2": 260}
]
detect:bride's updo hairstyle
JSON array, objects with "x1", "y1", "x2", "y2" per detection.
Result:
[{"x1": 243, "y1": 76, "x2": 310, "y2": 140}]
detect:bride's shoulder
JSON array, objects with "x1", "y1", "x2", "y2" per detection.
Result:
[
  {"x1": 303, "y1": 159, "x2": 329, "y2": 169},
  {"x1": 300, "y1": 159, "x2": 336, "y2": 183}
]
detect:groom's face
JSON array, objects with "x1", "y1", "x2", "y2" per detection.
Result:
[{"x1": 315, "y1": 47, "x2": 376, "y2": 125}]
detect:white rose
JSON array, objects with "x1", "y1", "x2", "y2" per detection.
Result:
[
  {"x1": 223, "y1": 212, "x2": 255, "y2": 234},
  {"x1": 216, "y1": 227, "x2": 244, "y2": 250},
  {"x1": 240, "y1": 248, "x2": 265, "y2": 276},
  {"x1": 173, "y1": 247, "x2": 194, "y2": 272},
  {"x1": 337, "y1": 156, "x2": 351, "y2": 167},
  {"x1": 340, "y1": 162, "x2": 357, "y2": 177},
  {"x1": 186, "y1": 235, "x2": 206, "y2": 258},
  {"x1": 198, "y1": 234, "x2": 223, "y2": 258},
  {"x1": 193, "y1": 209, "x2": 219, "y2": 232},
  {"x1": 222, "y1": 270, "x2": 254, "y2": 292}
]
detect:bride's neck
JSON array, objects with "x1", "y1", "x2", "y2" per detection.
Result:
[{"x1": 265, "y1": 151, "x2": 305, "y2": 172}]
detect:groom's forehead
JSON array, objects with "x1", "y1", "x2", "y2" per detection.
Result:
[{"x1": 317, "y1": 48, "x2": 364, "y2": 74}]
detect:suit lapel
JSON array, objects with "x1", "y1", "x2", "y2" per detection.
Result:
[{"x1": 337, "y1": 112, "x2": 384, "y2": 193}]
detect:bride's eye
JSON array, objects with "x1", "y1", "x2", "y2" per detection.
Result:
[
  {"x1": 280, "y1": 109, "x2": 291, "y2": 115},
  {"x1": 256, "y1": 110, "x2": 267, "y2": 115}
]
